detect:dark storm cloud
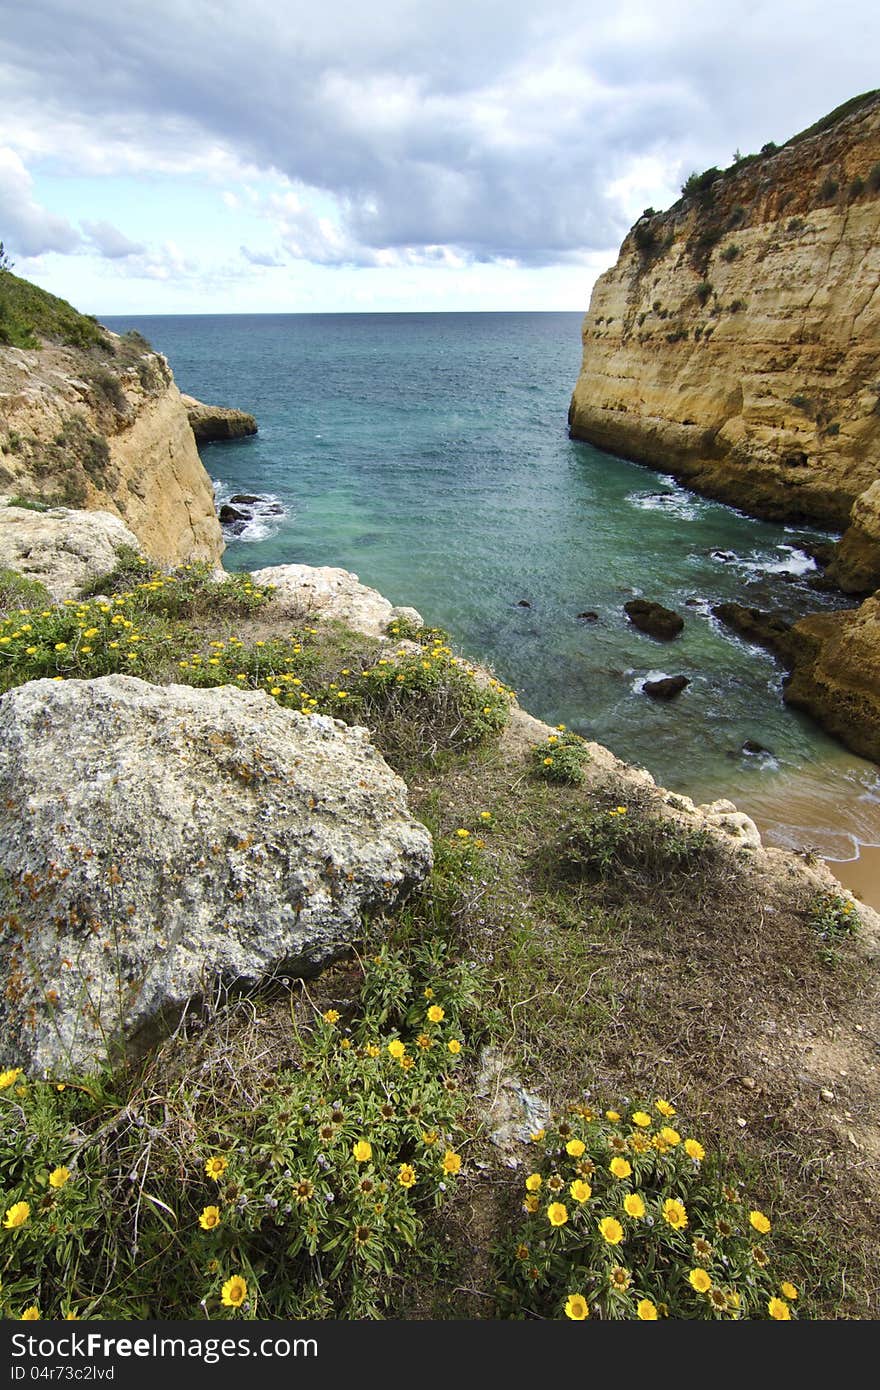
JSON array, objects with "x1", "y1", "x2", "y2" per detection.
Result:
[{"x1": 2, "y1": 1, "x2": 878, "y2": 266}]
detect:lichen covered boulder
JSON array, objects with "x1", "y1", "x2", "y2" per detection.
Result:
[
  {"x1": 0, "y1": 501, "x2": 143, "y2": 600},
  {"x1": 0, "y1": 676, "x2": 432, "y2": 1074},
  {"x1": 250, "y1": 562, "x2": 422, "y2": 638}
]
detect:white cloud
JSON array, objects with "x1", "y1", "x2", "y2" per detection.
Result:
[
  {"x1": 0, "y1": 146, "x2": 80, "y2": 256},
  {"x1": 82, "y1": 219, "x2": 145, "y2": 259}
]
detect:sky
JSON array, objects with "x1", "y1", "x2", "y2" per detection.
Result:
[{"x1": 0, "y1": 1, "x2": 878, "y2": 315}]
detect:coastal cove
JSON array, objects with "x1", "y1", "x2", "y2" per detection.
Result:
[{"x1": 103, "y1": 311, "x2": 880, "y2": 905}]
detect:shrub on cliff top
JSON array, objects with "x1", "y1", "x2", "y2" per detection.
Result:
[{"x1": 0, "y1": 269, "x2": 106, "y2": 351}]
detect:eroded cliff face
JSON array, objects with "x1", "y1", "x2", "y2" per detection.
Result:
[
  {"x1": 569, "y1": 91, "x2": 880, "y2": 590},
  {"x1": 0, "y1": 334, "x2": 223, "y2": 568}
]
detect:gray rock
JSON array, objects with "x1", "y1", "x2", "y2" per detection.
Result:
[
  {"x1": 249, "y1": 563, "x2": 422, "y2": 638},
  {"x1": 474, "y1": 1045, "x2": 552, "y2": 1151},
  {"x1": 0, "y1": 502, "x2": 143, "y2": 600},
  {"x1": 0, "y1": 676, "x2": 432, "y2": 1074}
]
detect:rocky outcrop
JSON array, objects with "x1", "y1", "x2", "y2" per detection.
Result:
[
  {"x1": 250, "y1": 563, "x2": 423, "y2": 638},
  {"x1": 569, "y1": 91, "x2": 880, "y2": 569},
  {"x1": 0, "y1": 675, "x2": 433, "y2": 1074},
  {"x1": 0, "y1": 336, "x2": 223, "y2": 569},
  {"x1": 784, "y1": 600, "x2": 880, "y2": 762},
  {"x1": 624, "y1": 598, "x2": 684, "y2": 640},
  {"x1": 0, "y1": 501, "x2": 143, "y2": 600},
  {"x1": 712, "y1": 597, "x2": 880, "y2": 761},
  {"x1": 182, "y1": 395, "x2": 258, "y2": 444}
]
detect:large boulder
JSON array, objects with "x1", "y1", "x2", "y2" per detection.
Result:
[
  {"x1": 0, "y1": 502, "x2": 143, "y2": 600},
  {"x1": 0, "y1": 676, "x2": 432, "y2": 1074},
  {"x1": 250, "y1": 563, "x2": 423, "y2": 638}
]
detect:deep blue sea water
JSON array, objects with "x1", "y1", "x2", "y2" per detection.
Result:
[{"x1": 104, "y1": 311, "x2": 880, "y2": 870}]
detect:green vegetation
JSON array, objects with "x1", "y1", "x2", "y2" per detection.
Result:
[
  {"x1": 528, "y1": 725, "x2": 590, "y2": 785},
  {"x1": 695, "y1": 280, "x2": 714, "y2": 305},
  {"x1": 497, "y1": 1107, "x2": 798, "y2": 1320},
  {"x1": 0, "y1": 561, "x2": 875, "y2": 1319},
  {"x1": 681, "y1": 167, "x2": 721, "y2": 199},
  {"x1": 720, "y1": 242, "x2": 741, "y2": 262},
  {"x1": 0, "y1": 269, "x2": 107, "y2": 351},
  {"x1": 818, "y1": 176, "x2": 839, "y2": 202}
]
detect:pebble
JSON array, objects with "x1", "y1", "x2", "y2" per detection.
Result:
[
  {"x1": 820, "y1": 1088, "x2": 835, "y2": 1102},
  {"x1": 740, "y1": 1076, "x2": 756, "y2": 1090}
]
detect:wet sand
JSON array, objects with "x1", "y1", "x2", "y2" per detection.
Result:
[{"x1": 821, "y1": 842, "x2": 880, "y2": 910}]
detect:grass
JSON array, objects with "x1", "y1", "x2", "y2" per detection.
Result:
[
  {"x1": 0, "y1": 563, "x2": 877, "y2": 1319},
  {"x1": 0, "y1": 270, "x2": 108, "y2": 351}
]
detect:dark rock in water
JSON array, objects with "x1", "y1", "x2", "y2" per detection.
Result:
[
  {"x1": 684, "y1": 598, "x2": 701, "y2": 607},
  {"x1": 577, "y1": 611, "x2": 599, "y2": 622},
  {"x1": 219, "y1": 504, "x2": 250, "y2": 524},
  {"x1": 808, "y1": 574, "x2": 839, "y2": 593},
  {"x1": 643, "y1": 675, "x2": 689, "y2": 699},
  {"x1": 742, "y1": 739, "x2": 774, "y2": 755},
  {"x1": 229, "y1": 493, "x2": 262, "y2": 504},
  {"x1": 517, "y1": 599, "x2": 531, "y2": 608},
  {"x1": 624, "y1": 598, "x2": 684, "y2": 640},
  {"x1": 712, "y1": 602, "x2": 795, "y2": 662},
  {"x1": 711, "y1": 549, "x2": 737, "y2": 562},
  {"x1": 801, "y1": 539, "x2": 837, "y2": 568},
  {"x1": 225, "y1": 520, "x2": 248, "y2": 537}
]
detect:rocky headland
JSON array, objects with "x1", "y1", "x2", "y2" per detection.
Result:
[{"x1": 569, "y1": 90, "x2": 880, "y2": 762}]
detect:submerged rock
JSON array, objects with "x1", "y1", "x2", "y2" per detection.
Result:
[
  {"x1": 643, "y1": 674, "x2": 689, "y2": 699},
  {"x1": 0, "y1": 676, "x2": 432, "y2": 1073},
  {"x1": 624, "y1": 598, "x2": 684, "y2": 640},
  {"x1": 712, "y1": 602, "x2": 795, "y2": 662}
]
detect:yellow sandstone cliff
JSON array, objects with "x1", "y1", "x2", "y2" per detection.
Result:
[
  {"x1": 569, "y1": 90, "x2": 880, "y2": 593},
  {"x1": 0, "y1": 330, "x2": 223, "y2": 569}
]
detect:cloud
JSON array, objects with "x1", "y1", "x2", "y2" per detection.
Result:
[
  {"x1": 240, "y1": 244, "x2": 284, "y2": 266},
  {"x1": 82, "y1": 219, "x2": 146, "y2": 258},
  {"x1": 0, "y1": 146, "x2": 81, "y2": 256},
  {"x1": 2, "y1": 0, "x2": 879, "y2": 271}
]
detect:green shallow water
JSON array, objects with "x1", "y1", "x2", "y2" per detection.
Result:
[{"x1": 104, "y1": 310, "x2": 880, "y2": 874}]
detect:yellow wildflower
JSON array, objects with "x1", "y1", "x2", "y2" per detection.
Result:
[
  {"x1": 387, "y1": 1039, "x2": 406, "y2": 1059},
  {"x1": 221, "y1": 1275, "x2": 248, "y2": 1308},
  {"x1": 353, "y1": 1140, "x2": 373, "y2": 1163},
  {"x1": 397, "y1": 1164, "x2": 416, "y2": 1189},
  {"x1": 684, "y1": 1138, "x2": 705, "y2": 1161},
  {"x1": 48, "y1": 1166, "x2": 70, "y2": 1189},
  {"x1": 566, "y1": 1139, "x2": 585, "y2": 1158},
  {"x1": 780, "y1": 1282, "x2": 799, "y2": 1301},
  {"x1": 749, "y1": 1209, "x2": 771, "y2": 1235},
  {"x1": 427, "y1": 1004, "x2": 445, "y2": 1023},
  {"x1": 3, "y1": 1202, "x2": 30, "y2": 1229},
  {"x1": 0, "y1": 1068, "x2": 22, "y2": 1089},
  {"x1": 525, "y1": 1173, "x2": 542, "y2": 1191},
  {"x1": 623, "y1": 1192, "x2": 645, "y2": 1219},
  {"x1": 547, "y1": 1202, "x2": 568, "y2": 1227},
  {"x1": 655, "y1": 1099, "x2": 676, "y2": 1117},
  {"x1": 570, "y1": 1179, "x2": 592, "y2": 1203},
  {"x1": 662, "y1": 1198, "x2": 688, "y2": 1230},
  {"x1": 204, "y1": 1156, "x2": 228, "y2": 1181},
  {"x1": 599, "y1": 1217, "x2": 624, "y2": 1245},
  {"x1": 768, "y1": 1297, "x2": 791, "y2": 1320},
  {"x1": 20, "y1": 1307, "x2": 40, "y2": 1320},
  {"x1": 609, "y1": 1156, "x2": 632, "y2": 1180},
  {"x1": 199, "y1": 1206, "x2": 221, "y2": 1230},
  {"x1": 637, "y1": 1299, "x2": 658, "y2": 1320},
  {"x1": 565, "y1": 1294, "x2": 589, "y2": 1320},
  {"x1": 688, "y1": 1268, "x2": 712, "y2": 1293},
  {"x1": 631, "y1": 1111, "x2": 652, "y2": 1128},
  {"x1": 442, "y1": 1151, "x2": 462, "y2": 1175}
]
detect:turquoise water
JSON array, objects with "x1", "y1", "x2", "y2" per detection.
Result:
[{"x1": 104, "y1": 311, "x2": 880, "y2": 865}]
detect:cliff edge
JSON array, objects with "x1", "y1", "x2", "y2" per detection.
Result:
[
  {"x1": 569, "y1": 90, "x2": 880, "y2": 591},
  {"x1": 0, "y1": 273, "x2": 223, "y2": 568}
]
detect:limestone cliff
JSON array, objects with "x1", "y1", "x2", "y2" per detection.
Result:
[
  {"x1": 569, "y1": 90, "x2": 880, "y2": 591},
  {"x1": 0, "y1": 306, "x2": 223, "y2": 568}
]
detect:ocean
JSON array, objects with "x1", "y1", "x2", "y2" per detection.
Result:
[{"x1": 103, "y1": 310, "x2": 880, "y2": 886}]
